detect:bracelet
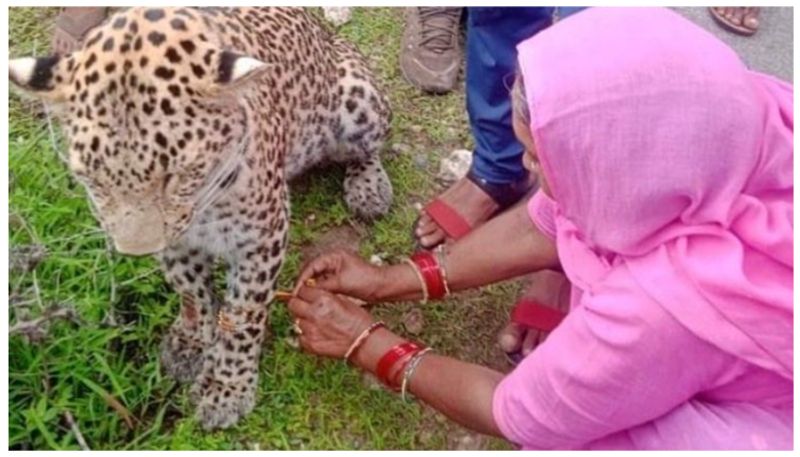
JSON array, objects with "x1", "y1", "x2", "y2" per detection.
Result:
[
  {"x1": 376, "y1": 342, "x2": 423, "y2": 390},
  {"x1": 401, "y1": 347, "x2": 433, "y2": 402},
  {"x1": 411, "y1": 251, "x2": 447, "y2": 300},
  {"x1": 390, "y1": 348, "x2": 422, "y2": 387},
  {"x1": 344, "y1": 321, "x2": 385, "y2": 363},
  {"x1": 434, "y1": 245, "x2": 451, "y2": 297},
  {"x1": 403, "y1": 258, "x2": 429, "y2": 304}
]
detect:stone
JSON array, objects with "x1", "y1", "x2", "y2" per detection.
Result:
[
  {"x1": 402, "y1": 308, "x2": 425, "y2": 335},
  {"x1": 448, "y1": 431, "x2": 485, "y2": 450},
  {"x1": 413, "y1": 153, "x2": 429, "y2": 170},
  {"x1": 322, "y1": 7, "x2": 352, "y2": 27},
  {"x1": 437, "y1": 149, "x2": 472, "y2": 184},
  {"x1": 361, "y1": 371, "x2": 383, "y2": 390},
  {"x1": 388, "y1": 142, "x2": 410, "y2": 158}
]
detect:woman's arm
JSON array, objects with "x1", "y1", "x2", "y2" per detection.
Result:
[
  {"x1": 296, "y1": 202, "x2": 560, "y2": 303},
  {"x1": 289, "y1": 275, "x2": 743, "y2": 449},
  {"x1": 374, "y1": 202, "x2": 559, "y2": 301},
  {"x1": 351, "y1": 327, "x2": 505, "y2": 437},
  {"x1": 288, "y1": 286, "x2": 506, "y2": 437}
]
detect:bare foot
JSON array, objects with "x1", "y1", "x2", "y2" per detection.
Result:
[
  {"x1": 415, "y1": 177, "x2": 499, "y2": 248},
  {"x1": 710, "y1": 7, "x2": 760, "y2": 36},
  {"x1": 498, "y1": 269, "x2": 570, "y2": 359}
]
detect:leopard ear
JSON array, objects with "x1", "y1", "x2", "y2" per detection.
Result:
[
  {"x1": 9, "y1": 54, "x2": 75, "y2": 103},
  {"x1": 210, "y1": 51, "x2": 269, "y2": 92}
]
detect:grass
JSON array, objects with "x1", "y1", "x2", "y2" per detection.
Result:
[{"x1": 8, "y1": 7, "x2": 517, "y2": 450}]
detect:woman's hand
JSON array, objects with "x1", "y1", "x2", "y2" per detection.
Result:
[
  {"x1": 289, "y1": 286, "x2": 505, "y2": 439},
  {"x1": 294, "y1": 249, "x2": 386, "y2": 302},
  {"x1": 288, "y1": 285, "x2": 376, "y2": 359}
]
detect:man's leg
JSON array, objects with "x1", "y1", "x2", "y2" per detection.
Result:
[
  {"x1": 466, "y1": 7, "x2": 555, "y2": 187},
  {"x1": 415, "y1": 7, "x2": 557, "y2": 248},
  {"x1": 479, "y1": 7, "x2": 588, "y2": 356}
]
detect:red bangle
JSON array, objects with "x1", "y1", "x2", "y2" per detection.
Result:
[
  {"x1": 410, "y1": 251, "x2": 446, "y2": 300},
  {"x1": 376, "y1": 342, "x2": 423, "y2": 389}
]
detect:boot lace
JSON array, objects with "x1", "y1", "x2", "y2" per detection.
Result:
[{"x1": 417, "y1": 7, "x2": 461, "y2": 54}]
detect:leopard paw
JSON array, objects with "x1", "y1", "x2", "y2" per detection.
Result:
[
  {"x1": 344, "y1": 160, "x2": 393, "y2": 220},
  {"x1": 190, "y1": 376, "x2": 258, "y2": 430}
]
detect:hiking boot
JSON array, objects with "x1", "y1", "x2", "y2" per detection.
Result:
[{"x1": 400, "y1": 7, "x2": 463, "y2": 94}]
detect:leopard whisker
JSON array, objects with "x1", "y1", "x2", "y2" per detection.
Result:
[{"x1": 191, "y1": 133, "x2": 249, "y2": 218}]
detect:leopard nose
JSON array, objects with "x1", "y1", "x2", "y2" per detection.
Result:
[{"x1": 107, "y1": 206, "x2": 168, "y2": 256}]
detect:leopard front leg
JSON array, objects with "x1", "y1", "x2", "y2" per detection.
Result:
[
  {"x1": 191, "y1": 221, "x2": 288, "y2": 430},
  {"x1": 334, "y1": 57, "x2": 393, "y2": 220},
  {"x1": 157, "y1": 246, "x2": 218, "y2": 383}
]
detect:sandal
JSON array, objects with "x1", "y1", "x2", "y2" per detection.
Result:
[
  {"x1": 708, "y1": 7, "x2": 760, "y2": 37},
  {"x1": 51, "y1": 7, "x2": 108, "y2": 55},
  {"x1": 504, "y1": 298, "x2": 567, "y2": 365},
  {"x1": 413, "y1": 169, "x2": 535, "y2": 250}
]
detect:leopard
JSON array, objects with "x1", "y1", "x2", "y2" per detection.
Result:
[{"x1": 9, "y1": 7, "x2": 393, "y2": 430}]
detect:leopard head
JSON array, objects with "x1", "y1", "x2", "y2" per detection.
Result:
[{"x1": 10, "y1": 8, "x2": 269, "y2": 255}]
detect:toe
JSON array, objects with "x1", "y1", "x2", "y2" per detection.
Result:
[
  {"x1": 521, "y1": 328, "x2": 541, "y2": 356},
  {"x1": 743, "y1": 8, "x2": 759, "y2": 30},
  {"x1": 723, "y1": 7, "x2": 741, "y2": 24},
  {"x1": 498, "y1": 322, "x2": 526, "y2": 354},
  {"x1": 419, "y1": 227, "x2": 446, "y2": 249},
  {"x1": 415, "y1": 216, "x2": 438, "y2": 238},
  {"x1": 732, "y1": 7, "x2": 750, "y2": 26}
]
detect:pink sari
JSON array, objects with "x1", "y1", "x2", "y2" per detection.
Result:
[{"x1": 492, "y1": 8, "x2": 792, "y2": 450}]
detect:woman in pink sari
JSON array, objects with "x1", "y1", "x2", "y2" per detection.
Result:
[{"x1": 287, "y1": 8, "x2": 793, "y2": 449}]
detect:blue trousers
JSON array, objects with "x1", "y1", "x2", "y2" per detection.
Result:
[{"x1": 466, "y1": 7, "x2": 585, "y2": 185}]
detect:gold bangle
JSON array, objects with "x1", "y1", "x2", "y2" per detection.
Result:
[
  {"x1": 403, "y1": 258, "x2": 429, "y2": 304},
  {"x1": 435, "y1": 245, "x2": 451, "y2": 297},
  {"x1": 344, "y1": 321, "x2": 385, "y2": 362}
]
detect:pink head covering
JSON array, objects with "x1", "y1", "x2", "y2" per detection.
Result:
[{"x1": 518, "y1": 8, "x2": 793, "y2": 378}]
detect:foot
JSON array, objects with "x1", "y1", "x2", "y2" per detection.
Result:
[
  {"x1": 189, "y1": 305, "x2": 267, "y2": 430},
  {"x1": 344, "y1": 159, "x2": 394, "y2": 221},
  {"x1": 710, "y1": 7, "x2": 760, "y2": 36},
  {"x1": 498, "y1": 270, "x2": 570, "y2": 359},
  {"x1": 400, "y1": 7, "x2": 463, "y2": 94},
  {"x1": 416, "y1": 177, "x2": 498, "y2": 248},
  {"x1": 51, "y1": 7, "x2": 108, "y2": 55}
]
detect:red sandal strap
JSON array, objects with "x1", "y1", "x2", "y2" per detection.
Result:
[
  {"x1": 510, "y1": 299, "x2": 567, "y2": 333},
  {"x1": 423, "y1": 199, "x2": 473, "y2": 241}
]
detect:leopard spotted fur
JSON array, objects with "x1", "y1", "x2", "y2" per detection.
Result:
[{"x1": 10, "y1": 7, "x2": 392, "y2": 429}]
